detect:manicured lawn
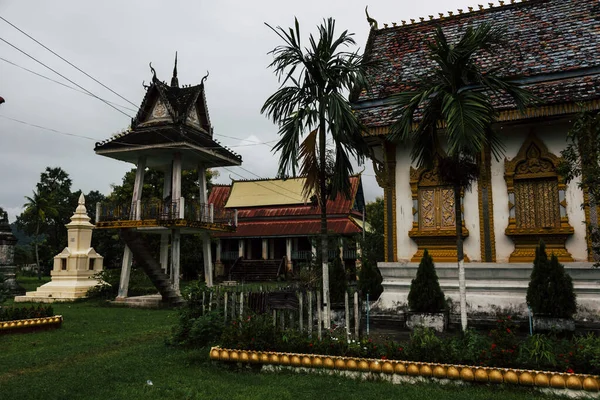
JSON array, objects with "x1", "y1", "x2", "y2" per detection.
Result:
[
  {"x1": 0, "y1": 302, "x2": 553, "y2": 400},
  {"x1": 16, "y1": 275, "x2": 51, "y2": 292}
]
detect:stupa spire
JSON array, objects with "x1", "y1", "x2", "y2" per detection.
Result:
[{"x1": 171, "y1": 52, "x2": 179, "y2": 88}]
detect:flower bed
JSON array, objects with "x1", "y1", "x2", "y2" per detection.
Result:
[
  {"x1": 0, "y1": 315, "x2": 63, "y2": 334},
  {"x1": 209, "y1": 346, "x2": 600, "y2": 394}
]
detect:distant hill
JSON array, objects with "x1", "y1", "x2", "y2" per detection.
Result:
[{"x1": 10, "y1": 223, "x2": 33, "y2": 246}]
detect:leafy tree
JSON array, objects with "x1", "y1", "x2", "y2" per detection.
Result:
[
  {"x1": 407, "y1": 249, "x2": 445, "y2": 313},
  {"x1": 19, "y1": 190, "x2": 57, "y2": 279},
  {"x1": 559, "y1": 109, "x2": 600, "y2": 265},
  {"x1": 358, "y1": 197, "x2": 384, "y2": 300},
  {"x1": 388, "y1": 23, "x2": 533, "y2": 330},
  {"x1": 526, "y1": 241, "x2": 577, "y2": 318},
  {"x1": 262, "y1": 18, "x2": 370, "y2": 327}
]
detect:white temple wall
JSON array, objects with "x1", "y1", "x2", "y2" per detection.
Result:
[{"x1": 395, "y1": 145, "x2": 418, "y2": 260}]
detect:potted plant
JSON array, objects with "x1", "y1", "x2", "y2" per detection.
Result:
[
  {"x1": 526, "y1": 241, "x2": 577, "y2": 331},
  {"x1": 406, "y1": 249, "x2": 447, "y2": 332}
]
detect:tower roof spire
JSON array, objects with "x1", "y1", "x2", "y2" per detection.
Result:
[{"x1": 170, "y1": 51, "x2": 179, "y2": 88}]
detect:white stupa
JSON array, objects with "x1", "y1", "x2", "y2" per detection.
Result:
[{"x1": 15, "y1": 194, "x2": 104, "y2": 302}]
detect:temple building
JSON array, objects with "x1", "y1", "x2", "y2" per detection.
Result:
[
  {"x1": 207, "y1": 175, "x2": 367, "y2": 281},
  {"x1": 351, "y1": 0, "x2": 600, "y2": 316},
  {"x1": 94, "y1": 56, "x2": 241, "y2": 304}
]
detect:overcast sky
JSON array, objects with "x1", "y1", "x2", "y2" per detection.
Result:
[{"x1": 1, "y1": 0, "x2": 464, "y2": 221}]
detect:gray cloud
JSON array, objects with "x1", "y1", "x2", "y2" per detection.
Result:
[{"x1": 0, "y1": 0, "x2": 458, "y2": 221}]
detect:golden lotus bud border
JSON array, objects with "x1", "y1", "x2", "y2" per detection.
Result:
[
  {"x1": 0, "y1": 315, "x2": 63, "y2": 333},
  {"x1": 209, "y1": 347, "x2": 600, "y2": 394}
]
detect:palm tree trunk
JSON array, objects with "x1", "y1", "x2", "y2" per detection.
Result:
[
  {"x1": 319, "y1": 111, "x2": 330, "y2": 329},
  {"x1": 35, "y1": 221, "x2": 41, "y2": 280},
  {"x1": 454, "y1": 184, "x2": 467, "y2": 330}
]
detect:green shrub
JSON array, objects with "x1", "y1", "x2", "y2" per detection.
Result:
[
  {"x1": 220, "y1": 312, "x2": 278, "y2": 351},
  {"x1": 407, "y1": 249, "x2": 445, "y2": 313},
  {"x1": 0, "y1": 304, "x2": 54, "y2": 321},
  {"x1": 526, "y1": 241, "x2": 577, "y2": 318},
  {"x1": 357, "y1": 259, "x2": 383, "y2": 300},
  {"x1": 171, "y1": 310, "x2": 224, "y2": 347},
  {"x1": 404, "y1": 327, "x2": 446, "y2": 363},
  {"x1": 517, "y1": 334, "x2": 558, "y2": 369},
  {"x1": 87, "y1": 267, "x2": 157, "y2": 299}
]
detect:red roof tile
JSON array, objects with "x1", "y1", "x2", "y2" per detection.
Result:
[{"x1": 214, "y1": 218, "x2": 361, "y2": 238}]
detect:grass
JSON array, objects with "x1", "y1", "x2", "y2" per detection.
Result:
[
  {"x1": 16, "y1": 275, "x2": 51, "y2": 292},
  {"x1": 0, "y1": 301, "x2": 558, "y2": 400}
]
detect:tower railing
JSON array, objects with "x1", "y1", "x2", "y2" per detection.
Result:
[{"x1": 96, "y1": 197, "x2": 237, "y2": 229}]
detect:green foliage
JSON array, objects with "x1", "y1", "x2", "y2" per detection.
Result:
[
  {"x1": 86, "y1": 267, "x2": 156, "y2": 299},
  {"x1": 357, "y1": 259, "x2": 383, "y2": 300},
  {"x1": 526, "y1": 242, "x2": 577, "y2": 318},
  {"x1": 518, "y1": 334, "x2": 557, "y2": 368},
  {"x1": 488, "y1": 315, "x2": 519, "y2": 367},
  {"x1": 404, "y1": 327, "x2": 446, "y2": 363},
  {"x1": 329, "y1": 249, "x2": 347, "y2": 303},
  {"x1": 407, "y1": 249, "x2": 445, "y2": 312},
  {"x1": 0, "y1": 304, "x2": 54, "y2": 321},
  {"x1": 171, "y1": 310, "x2": 224, "y2": 348},
  {"x1": 220, "y1": 313, "x2": 278, "y2": 351}
]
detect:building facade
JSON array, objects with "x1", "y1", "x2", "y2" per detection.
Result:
[{"x1": 351, "y1": 0, "x2": 600, "y2": 316}]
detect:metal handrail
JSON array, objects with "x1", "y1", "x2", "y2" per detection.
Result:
[
  {"x1": 97, "y1": 198, "x2": 236, "y2": 226},
  {"x1": 228, "y1": 257, "x2": 242, "y2": 281},
  {"x1": 276, "y1": 256, "x2": 286, "y2": 278}
]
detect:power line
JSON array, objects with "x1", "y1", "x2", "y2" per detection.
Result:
[
  {"x1": 0, "y1": 114, "x2": 279, "y2": 149},
  {"x1": 0, "y1": 15, "x2": 139, "y2": 108},
  {"x1": 0, "y1": 37, "x2": 133, "y2": 119},
  {"x1": 0, "y1": 56, "x2": 138, "y2": 113}
]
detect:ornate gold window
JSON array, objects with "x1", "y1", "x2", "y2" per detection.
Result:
[
  {"x1": 409, "y1": 157, "x2": 469, "y2": 262},
  {"x1": 504, "y1": 133, "x2": 574, "y2": 262}
]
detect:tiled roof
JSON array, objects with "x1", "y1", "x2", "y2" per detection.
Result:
[
  {"x1": 94, "y1": 124, "x2": 242, "y2": 163},
  {"x1": 207, "y1": 176, "x2": 362, "y2": 217},
  {"x1": 353, "y1": 0, "x2": 600, "y2": 128}
]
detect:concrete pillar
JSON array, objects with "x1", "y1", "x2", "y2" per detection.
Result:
[
  {"x1": 286, "y1": 238, "x2": 293, "y2": 272},
  {"x1": 198, "y1": 163, "x2": 208, "y2": 222},
  {"x1": 247, "y1": 239, "x2": 252, "y2": 260},
  {"x1": 215, "y1": 239, "x2": 224, "y2": 277},
  {"x1": 203, "y1": 233, "x2": 213, "y2": 287},
  {"x1": 262, "y1": 239, "x2": 268, "y2": 260},
  {"x1": 160, "y1": 233, "x2": 169, "y2": 273},
  {"x1": 117, "y1": 156, "x2": 146, "y2": 299},
  {"x1": 172, "y1": 153, "x2": 182, "y2": 201},
  {"x1": 311, "y1": 238, "x2": 317, "y2": 259},
  {"x1": 269, "y1": 239, "x2": 275, "y2": 260},
  {"x1": 339, "y1": 237, "x2": 344, "y2": 261},
  {"x1": 171, "y1": 229, "x2": 181, "y2": 292},
  {"x1": 238, "y1": 239, "x2": 245, "y2": 258}
]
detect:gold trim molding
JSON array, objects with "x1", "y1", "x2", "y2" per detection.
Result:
[
  {"x1": 373, "y1": 140, "x2": 397, "y2": 262},
  {"x1": 210, "y1": 347, "x2": 600, "y2": 393},
  {"x1": 504, "y1": 132, "x2": 574, "y2": 262},
  {"x1": 478, "y1": 147, "x2": 496, "y2": 262}
]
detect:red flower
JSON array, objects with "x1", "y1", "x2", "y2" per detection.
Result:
[
  {"x1": 567, "y1": 368, "x2": 575, "y2": 374},
  {"x1": 398, "y1": 347, "x2": 403, "y2": 352},
  {"x1": 506, "y1": 328, "x2": 512, "y2": 334},
  {"x1": 309, "y1": 343, "x2": 313, "y2": 347},
  {"x1": 507, "y1": 315, "x2": 512, "y2": 320},
  {"x1": 381, "y1": 356, "x2": 387, "y2": 360},
  {"x1": 491, "y1": 343, "x2": 497, "y2": 350}
]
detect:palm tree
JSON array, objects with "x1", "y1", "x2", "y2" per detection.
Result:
[
  {"x1": 262, "y1": 18, "x2": 370, "y2": 328},
  {"x1": 389, "y1": 23, "x2": 533, "y2": 330},
  {"x1": 23, "y1": 190, "x2": 57, "y2": 280}
]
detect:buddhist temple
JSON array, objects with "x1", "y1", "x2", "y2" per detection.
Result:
[
  {"x1": 351, "y1": 0, "x2": 600, "y2": 318},
  {"x1": 94, "y1": 55, "x2": 241, "y2": 305}
]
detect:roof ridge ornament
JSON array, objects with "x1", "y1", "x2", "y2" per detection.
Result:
[
  {"x1": 201, "y1": 70, "x2": 210, "y2": 85},
  {"x1": 365, "y1": 6, "x2": 378, "y2": 30},
  {"x1": 149, "y1": 62, "x2": 157, "y2": 83},
  {"x1": 171, "y1": 52, "x2": 179, "y2": 88}
]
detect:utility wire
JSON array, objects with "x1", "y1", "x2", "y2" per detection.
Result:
[
  {"x1": 0, "y1": 114, "x2": 279, "y2": 149},
  {"x1": 0, "y1": 15, "x2": 139, "y2": 108},
  {"x1": 0, "y1": 56, "x2": 138, "y2": 113},
  {"x1": 0, "y1": 37, "x2": 133, "y2": 119}
]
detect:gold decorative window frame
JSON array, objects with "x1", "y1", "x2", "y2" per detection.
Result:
[
  {"x1": 504, "y1": 132, "x2": 574, "y2": 262},
  {"x1": 408, "y1": 156, "x2": 469, "y2": 263}
]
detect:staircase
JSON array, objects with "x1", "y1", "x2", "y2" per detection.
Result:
[
  {"x1": 229, "y1": 259, "x2": 283, "y2": 282},
  {"x1": 120, "y1": 229, "x2": 185, "y2": 306}
]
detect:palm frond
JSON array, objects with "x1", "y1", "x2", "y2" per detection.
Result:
[{"x1": 299, "y1": 129, "x2": 320, "y2": 198}]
